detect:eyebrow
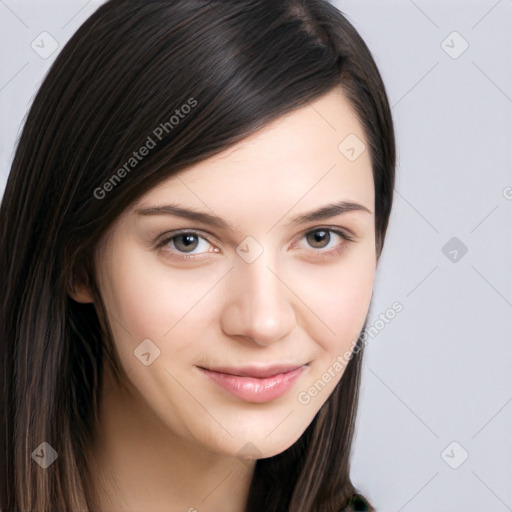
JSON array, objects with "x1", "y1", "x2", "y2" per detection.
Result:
[{"x1": 134, "y1": 200, "x2": 372, "y2": 232}]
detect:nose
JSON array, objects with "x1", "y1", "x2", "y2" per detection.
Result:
[{"x1": 220, "y1": 250, "x2": 297, "y2": 347}]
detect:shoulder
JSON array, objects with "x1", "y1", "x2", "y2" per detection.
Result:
[{"x1": 339, "y1": 493, "x2": 374, "y2": 512}]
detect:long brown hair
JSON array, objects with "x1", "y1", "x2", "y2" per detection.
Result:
[{"x1": 0, "y1": 1, "x2": 395, "y2": 510}]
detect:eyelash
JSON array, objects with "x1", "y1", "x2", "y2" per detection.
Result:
[{"x1": 156, "y1": 227, "x2": 355, "y2": 262}]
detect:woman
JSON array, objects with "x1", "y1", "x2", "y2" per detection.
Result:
[{"x1": 0, "y1": 0, "x2": 395, "y2": 510}]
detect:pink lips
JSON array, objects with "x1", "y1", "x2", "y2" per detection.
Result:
[{"x1": 198, "y1": 364, "x2": 307, "y2": 403}]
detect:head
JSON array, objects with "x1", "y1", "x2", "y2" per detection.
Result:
[{"x1": 0, "y1": 1, "x2": 395, "y2": 511}]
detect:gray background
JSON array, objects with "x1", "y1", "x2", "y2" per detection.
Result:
[{"x1": 1, "y1": 1, "x2": 511, "y2": 511}]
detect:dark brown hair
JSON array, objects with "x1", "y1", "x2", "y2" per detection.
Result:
[{"x1": 0, "y1": 1, "x2": 395, "y2": 510}]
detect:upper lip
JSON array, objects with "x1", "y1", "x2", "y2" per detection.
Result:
[{"x1": 199, "y1": 364, "x2": 307, "y2": 379}]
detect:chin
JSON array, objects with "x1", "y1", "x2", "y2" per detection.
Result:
[{"x1": 201, "y1": 418, "x2": 309, "y2": 461}]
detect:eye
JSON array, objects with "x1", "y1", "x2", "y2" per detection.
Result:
[
  {"x1": 156, "y1": 227, "x2": 354, "y2": 262},
  {"x1": 156, "y1": 230, "x2": 219, "y2": 261},
  {"x1": 293, "y1": 227, "x2": 354, "y2": 259}
]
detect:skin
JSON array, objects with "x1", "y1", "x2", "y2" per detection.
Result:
[{"x1": 72, "y1": 88, "x2": 376, "y2": 512}]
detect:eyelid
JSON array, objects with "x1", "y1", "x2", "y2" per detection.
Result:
[{"x1": 155, "y1": 227, "x2": 220, "y2": 247}]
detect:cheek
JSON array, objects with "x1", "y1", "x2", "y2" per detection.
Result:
[
  {"x1": 98, "y1": 243, "x2": 222, "y2": 364},
  {"x1": 102, "y1": 252, "x2": 171, "y2": 337},
  {"x1": 296, "y1": 245, "x2": 376, "y2": 355},
  {"x1": 102, "y1": 244, "x2": 195, "y2": 335},
  {"x1": 291, "y1": 247, "x2": 375, "y2": 411}
]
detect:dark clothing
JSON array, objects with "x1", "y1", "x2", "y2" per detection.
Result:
[{"x1": 341, "y1": 493, "x2": 373, "y2": 511}]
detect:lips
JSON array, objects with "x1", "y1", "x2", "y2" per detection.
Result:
[
  {"x1": 197, "y1": 363, "x2": 309, "y2": 403},
  {"x1": 200, "y1": 364, "x2": 305, "y2": 379}
]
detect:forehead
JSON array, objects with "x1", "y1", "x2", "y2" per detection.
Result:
[{"x1": 131, "y1": 88, "x2": 373, "y2": 218}]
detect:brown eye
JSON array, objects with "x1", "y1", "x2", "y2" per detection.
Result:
[
  {"x1": 294, "y1": 227, "x2": 354, "y2": 260},
  {"x1": 305, "y1": 229, "x2": 331, "y2": 249},
  {"x1": 173, "y1": 233, "x2": 200, "y2": 253},
  {"x1": 158, "y1": 230, "x2": 216, "y2": 259}
]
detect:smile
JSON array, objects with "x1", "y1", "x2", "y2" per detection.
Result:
[{"x1": 197, "y1": 364, "x2": 308, "y2": 403}]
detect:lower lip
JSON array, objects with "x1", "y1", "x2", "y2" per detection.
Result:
[{"x1": 198, "y1": 366, "x2": 307, "y2": 403}]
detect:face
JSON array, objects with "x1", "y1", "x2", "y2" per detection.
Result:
[{"x1": 89, "y1": 88, "x2": 376, "y2": 460}]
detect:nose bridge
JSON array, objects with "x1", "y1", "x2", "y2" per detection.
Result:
[{"x1": 221, "y1": 241, "x2": 296, "y2": 345}]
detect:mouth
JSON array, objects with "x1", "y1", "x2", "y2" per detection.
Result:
[{"x1": 197, "y1": 363, "x2": 309, "y2": 403}]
